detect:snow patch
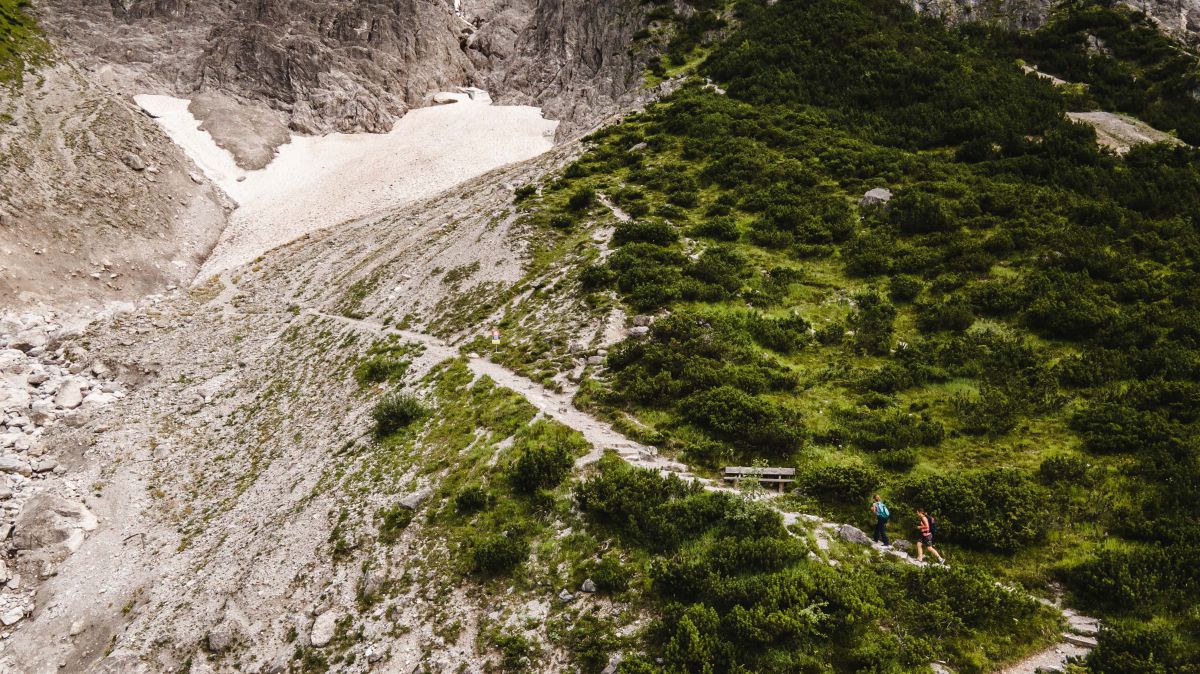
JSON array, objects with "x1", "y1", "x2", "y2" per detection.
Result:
[{"x1": 135, "y1": 91, "x2": 557, "y2": 277}]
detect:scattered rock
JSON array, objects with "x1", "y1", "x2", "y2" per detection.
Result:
[
  {"x1": 10, "y1": 330, "x2": 47, "y2": 353},
  {"x1": 0, "y1": 456, "x2": 28, "y2": 474},
  {"x1": 29, "y1": 400, "x2": 54, "y2": 425},
  {"x1": 69, "y1": 619, "x2": 85, "y2": 636},
  {"x1": 0, "y1": 607, "x2": 24, "y2": 626},
  {"x1": 54, "y1": 380, "x2": 84, "y2": 410},
  {"x1": 600, "y1": 659, "x2": 623, "y2": 674},
  {"x1": 360, "y1": 569, "x2": 384, "y2": 598},
  {"x1": 206, "y1": 617, "x2": 245, "y2": 653},
  {"x1": 858, "y1": 187, "x2": 892, "y2": 209},
  {"x1": 627, "y1": 326, "x2": 650, "y2": 338},
  {"x1": 34, "y1": 457, "x2": 59, "y2": 473},
  {"x1": 631, "y1": 315, "x2": 653, "y2": 327},
  {"x1": 557, "y1": 588, "x2": 576, "y2": 602},
  {"x1": 580, "y1": 578, "x2": 597, "y2": 593},
  {"x1": 399, "y1": 487, "x2": 432, "y2": 510},
  {"x1": 1062, "y1": 633, "x2": 1098, "y2": 649},
  {"x1": 310, "y1": 611, "x2": 340, "y2": 647},
  {"x1": 0, "y1": 387, "x2": 30, "y2": 413},
  {"x1": 586, "y1": 355, "x2": 605, "y2": 366},
  {"x1": 122, "y1": 153, "x2": 147, "y2": 171},
  {"x1": 890, "y1": 538, "x2": 912, "y2": 553}
]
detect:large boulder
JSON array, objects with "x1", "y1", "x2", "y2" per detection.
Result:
[
  {"x1": 9, "y1": 329, "x2": 48, "y2": 353},
  {"x1": 310, "y1": 611, "x2": 340, "y2": 648},
  {"x1": 206, "y1": 614, "x2": 248, "y2": 653},
  {"x1": 858, "y1": 187, "x2": 893, "y2": 209},
  {"x1": 0, "y1": 455, "x2": 29, "y2": 475},
  {"x1": 0, "y1": 386, "x2": 30, "y2": 413},
  {"x1": 28, "y1": 400, "x2": 55, "y2": 425},
  {"x1": 11, "y1": 494, "x2": 99, "y2": 559},
  {"x1": 836, "y1": 524, "x2": 873, "y2": 546},
  {"x1": 54, "y1": 379, "x2": 84, "y2": 409}
]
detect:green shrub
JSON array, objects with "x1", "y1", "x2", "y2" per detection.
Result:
[
  {"x1": 509, "y1": 421, "x2": 587, "y2": 493},
  {"x1": 589, "y1": 553, "x2": 632, "y2": 593},
  {"x1": 889, "y1": 274, "x2": 924, "y2": 302},
  {"x1": 355, "y1": 357, "x2": 408, "y2": 385},
  {"x1": 692, "y1": 216, "x2": 741, "y2": 241},
  {"x1": 904, "y1": 469, "x2": 1049, "y2": 551},
  {"x1": 454, "y1": 485, "x2": 493, "y2": 514},
  {"x1": 510, "y1": 443, "x2": 574, "y2": 493},
  {"x1": 353, "y1": 338, "x2": 419, "y2": 386},
  {"x1": 683, "y1": 385, "x2": 805, "y2": 456},
  {"x1": 556, "y1": 611, "x2": 620, "y2": 674},
  {"x1": 568, "y1": 187, "x2": 596, "y2": 211},
  {"x1": 580, "y1": 263, "x2": 616, "y2": 289},
  {"x1": 575, "y1": 455, "x2": 779, "y2": 550},
  {"x1": 1038, "y1": 455, "x2": 1090, "y2": 485},
  {"x1": 849, "y1": 290, "x2": 897, "y2": 355},
  {"x1": 371, "y1": 393, "x2": 427, "y2": 438},
  {"x1": 514, "y1": 184, "x2": 537, "y2": 201},
  {"x1": 916, "y1": 298, "x2": 976, "y2": 333},
  {"x1": 472, "y1": 533, "x2": 530, "y2": 575},
  {"x1": 492, "y1": 630, "x2": 538, "y2": 672},
  {"x1": 1087, "y1": 618, "x2": 1200, "y2": 674},
  {"x1": 798, "y1": 462, "x2": 880, "y2": 502},
  {"x1": 377, "y1": 504, "x2": 414, "y2": 545},
  {"x1": 876, "y1": 447, "x2": 918, "y2": 471},
  {"x1": 549, "y1": 213, "x2": 574, "y2": 229},
  {"x1": 613, "y1": 219, "x2": 678, "y2": 246},
  {"x1": 741, "y1": 312, "x2": 812, "y2": 354},
  {"x1": 843, "y1": 406, "x2": 945, "y2": 450},
  {"x1": 890, "y1": 190, "x2": 956, "y2": 234}
]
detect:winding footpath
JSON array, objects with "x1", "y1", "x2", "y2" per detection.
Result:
[{"x1": 307, "y1": 308, "x2": 1098, "y2": 674}]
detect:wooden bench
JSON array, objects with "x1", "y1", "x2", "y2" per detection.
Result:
[{"x1": 722, "y1": 466, "x2": 796, "y2": 492}]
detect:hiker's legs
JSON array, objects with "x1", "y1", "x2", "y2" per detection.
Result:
[
  {"x1": 916, "y1": 541, "x2": 924, "y2": 561},
  {"x1": 873, "y1": 518, "x2": 889, "y2": 545},
  {"x1": 929, "y1": 545, "x2": 944, "y2": 562}
]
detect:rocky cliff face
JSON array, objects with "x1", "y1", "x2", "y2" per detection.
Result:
[
  {"x1": 911, "y1": 0, "x2": 1200, "y2": 45},
  {"x1": 464, "y1": 0, "x2": 654, "y2": 138},
  {"x1": 34, "y1": 0, "x2": 651, "y2": 138}
]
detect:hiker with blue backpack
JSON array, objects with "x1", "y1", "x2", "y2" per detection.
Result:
[
  {"x1": 916, "y1": 508, "x2": 946, "y2": 564},
  {"x1": 870, "y1": 494, "x2": 890, "y2": 546}
]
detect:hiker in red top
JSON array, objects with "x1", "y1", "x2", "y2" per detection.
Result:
[{"x1": 915, "y1": 508, "x2": 945, "y2": 564}]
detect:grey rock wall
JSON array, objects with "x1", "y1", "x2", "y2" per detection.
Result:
[
  {"x1": 910, "y1": 0, "x2": 1200, "y2": 45},
  {"x1": 34, "y1": 0, "x2": 653, "y2": 137}
]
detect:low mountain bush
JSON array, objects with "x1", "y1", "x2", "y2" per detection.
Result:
[
  {"x1": 371, "y1": 393, "x2": 427, "y2": 438},
  {"x1": 472, "y1": 533, "x2": 530, "y2": 575},
  {"x1": 904, "y1": 469, "x2": 1049, "y2": 551}
]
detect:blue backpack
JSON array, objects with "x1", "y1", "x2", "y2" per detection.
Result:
[{"x1": 876, "y1": 502, "x2": 890, "y2": 519}]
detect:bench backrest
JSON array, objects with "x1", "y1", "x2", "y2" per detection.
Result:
[{"x1": 722, "y1": 466, "x2": 796, "y2": 478}]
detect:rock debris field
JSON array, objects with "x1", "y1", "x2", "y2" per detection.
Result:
[
  {"x1": 135, "y1": 91, "x2": 558, "y2": 278},
  {"x1": 0, "y1": 307, "x2": 134, "y2": 631}
]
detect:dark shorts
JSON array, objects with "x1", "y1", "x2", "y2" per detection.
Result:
[{"x1": 921, "y1": 534, "x2": 934, "y2": 546}]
